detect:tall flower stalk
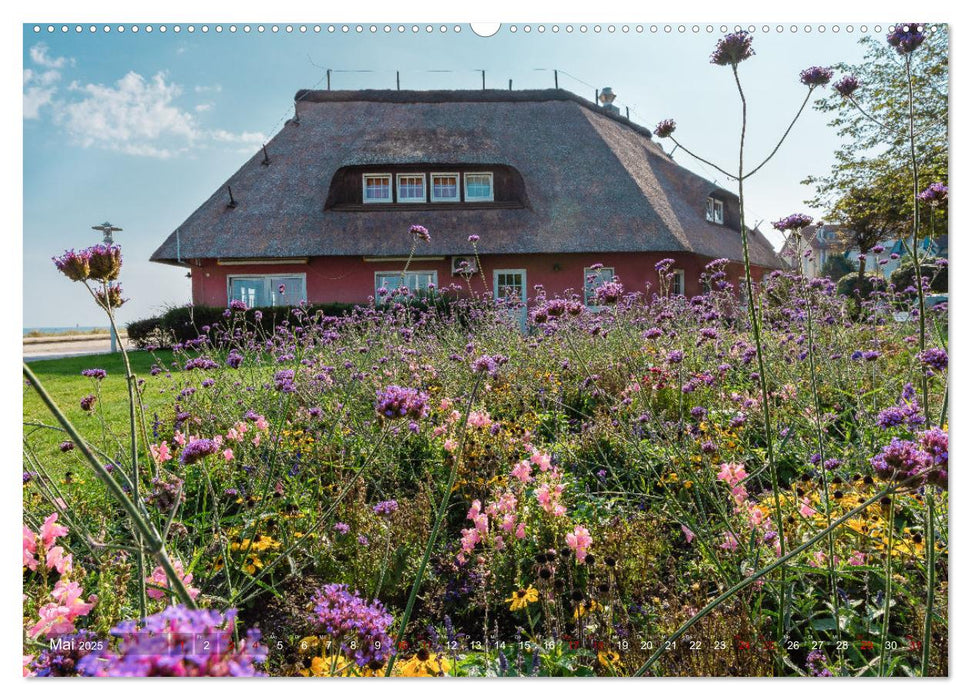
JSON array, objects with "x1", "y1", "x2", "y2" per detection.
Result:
[{"x1": 654, "y1": 32, "x2": 834, "y2": 650}]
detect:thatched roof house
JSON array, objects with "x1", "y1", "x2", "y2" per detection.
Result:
[{"x1": 152, "y1": 88, "x2": 780, "y2": 309}]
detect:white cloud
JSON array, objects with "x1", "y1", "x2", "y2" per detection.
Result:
[
  {"x1": 24, "y1": 86, "x2": 55, "y2": 119},
  {"x1": 194, "y1": 84, "x2": 222, "y2": 93},
  {"x1": 56, "y1": 71, "x2": 197, "y2": 158},
  {"x1": 30, "y1": 43, "x2": 71, "y2": 69},
  {"x1": 194, "y1": 103, "x2": 213, "y2": 112},
  {"x1": 50, "y1": 70, "x2": 266, "y2": 158}
]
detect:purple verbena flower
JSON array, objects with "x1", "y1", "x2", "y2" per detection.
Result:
[
  {"x1": 917, "y1": 182, "x2": 948, "y2": 207},
  {"x1": 654, "y1": 119, "x2": 676, "y2": 138},
  {"x1": 180, "y1": 438, "x2": 218, "y2": 466},
  {"x1": 373, "y1": 500, "x2": 399, "y2": 517},
  {"x1": 710, "y1": 31, "x2": 755, "y2": 66},
  {"x1": 834, "y1": 74, "x2": 860, "y2": 98},
  {"x1": 309, "y1": 584, "x2": 394, "y2": 668},
  {"x1": 410, "y1": 224, "x2": 430, "y2": 242},
  {"x1": 799, "y1": 66, "x2": 834, "y2": 87},
  {"x1": 887, "y1": 23, "x2": 926, "y2": 54},
  {"x1": 772, "y1": 213, "x2": 814, "y2": 232}
]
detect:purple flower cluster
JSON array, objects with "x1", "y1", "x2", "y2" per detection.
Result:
[
  {"x1": 226, "y1": 349, "x2": 244, "y2": 369},
  {"x1": 52, "y1": 244, "x2": 123, "y2": 282},
  {"x1": 834, "y1": 74, "x2": 860, "y2": 98},
  {"x1": 876, "y1": 384, "x2": 925, "y2": 429},
  {"x1": 870, "y1": 428, "x2": 948, "y2": 487},
  {"x1": 95, "y1": 284, "x2": 126, "y2": 310},
  {"x1": 772, "y1": 213, "x2": 814, "y2": 232},
  {"x1": 887, "y1": 23, "x2": 925, "y2": 54},
  {"x1": 409, "y1": 224, "x2": 431, "y2": 242},
  {"x1": 184, "y1": 357, "x2": 220, "y2": 371},
  {"x1": 594, "y1": 280, "x2": 625, "y2": 305},
  {"x1": 654, "y1": 119, "x2": 676, "y2": 138},
  {"x1": 77, "y1": 606, "x2": 267, "y2": 677},
  {"x1": 806, "y1": 650, "x2": 833, "y2": 677},
  {"x1": 59, "y1": 440, "x2": 75, "y2": 452},
  {"x1": 180, "y1": 438, "x2": 219, "y2": 466},
  {"x1": 917, "y1": 182, "x2": 948, "y2": 207},
  {"x1": 333, "y1": 522, "x2": 350, "y2": 534},
  {"x1": 80, "y1": 394, "x2": 97, "y2": 411},
  {"x1": 375, "y1": 385, "x2": 429, "y2": 420},
  {"x1": 710, "y1": 31, "x2": 755, "y2": 66},
  {"x1": 373, "y1": 500, "x2": 399, "y2": 517},
  {"x1": 309, "y1": 584, "x2": 394, "y2": 668},
  {"x1": 799, "y1": 66, "x2": 834, "y2": 87},
  {"x1": 229, "y1": 299, "x2": 247, "y2": 311},
  {"x1": 81, "y1": 368, "x2": 107, "y2": 380},
  {"x1": 919, "y1": 347, "x2": 948, "y2": 373},
  {"x1": 274, "y1": 369, "x2": 296, "y2": 393}
]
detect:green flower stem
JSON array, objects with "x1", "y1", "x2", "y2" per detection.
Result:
[
  {"x1": 633, "y1": 485, "x2": 896, "y2": 677},
  {"x1": 732, "y1": 63, "x2": 788, "y2": 646},
  {"x1": 91, "y1": 282, "x2": 148, "y2": 617},
  {"x1": 23, "y1": 362, "x2": 198, "y2": 609},
  {"x1": 385, "y1": 373, "x2": 483, "y2": 675},
  {"x1": 877, "y1": 491, "x2": 896, "y2": 676}
]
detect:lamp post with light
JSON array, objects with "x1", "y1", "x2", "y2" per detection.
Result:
[{"x1": 91, "y1": 221, "x2": 123, "y2": 352}]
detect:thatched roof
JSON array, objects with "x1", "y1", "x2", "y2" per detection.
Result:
[{"x1": 151, "y1": 89, "x2": 780, "y2": 268}]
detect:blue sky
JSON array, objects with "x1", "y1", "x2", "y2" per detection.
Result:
[{"x1": 23, "y1": 23, "x2": 874, "y2": 327}]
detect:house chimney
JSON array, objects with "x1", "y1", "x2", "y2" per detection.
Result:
[{"x1": 598, "y1": 87, "x2": 619, "y2": 114}]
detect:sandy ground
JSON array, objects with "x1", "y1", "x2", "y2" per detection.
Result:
[{"x1": 23, "y1": 335, "x2": 131, "y2": 362}]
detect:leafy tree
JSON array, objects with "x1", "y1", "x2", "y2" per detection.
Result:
[
  {"x1": 890, "y1": 258, "x2": 948, "y2": 295},
  {"x1": 829, "y1": 178, "x2": 909, "y2": 285},
  {"x1": 803, "y1": 26, "x2": 948, "y2": 231},
  {"x1": 820, "y1": 253, "x2": 853, "y2": 281}
]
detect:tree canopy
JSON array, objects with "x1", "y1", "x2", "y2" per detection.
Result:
[{"x1": 803, "y1": 25, "x2": 948, "y2": 235}]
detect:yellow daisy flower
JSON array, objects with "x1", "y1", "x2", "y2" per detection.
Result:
[{"x1": 506, "y1": 587, "x2": 540, "y2": 611}]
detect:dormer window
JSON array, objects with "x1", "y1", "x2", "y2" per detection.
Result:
[
  {"x1": 706, "y1": 197, "x2": 724, "y2": 224},
  {"x1": 465, "y1": 172, "x2": 494, "y2": 202},
  {"x1": 397, "y1": 174, "x2": 426, "y2": 203},
  {"x1": 431, "y1": 172, "x2": 460, "y2": 202},
  {"x1": 363, "y1": 174, "x2": 392, "y2": 204}
]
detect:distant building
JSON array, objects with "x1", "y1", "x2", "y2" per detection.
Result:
[
  {"x1": 151, "y1": 89, "x2": 781, "y2": 308},
  {"x1": 780, "y1": 223, "x2": 947, "y2": 280}
]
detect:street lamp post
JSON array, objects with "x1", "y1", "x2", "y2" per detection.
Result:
[{"x1": 91, "y1": 221, "x2": 123, "y2": 352}]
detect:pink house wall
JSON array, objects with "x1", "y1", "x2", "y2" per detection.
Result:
[{"x1": 190, "y1": 253, "x2": 765, "y2": 307}]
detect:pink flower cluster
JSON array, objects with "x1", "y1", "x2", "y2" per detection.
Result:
[
  {"x1": 28, "y1": 579, "x2": 98, "y2": 638},
  {"x1": 23, "y1": 513, "x2": 72, "y2": 575},
  {"x1": 146, "y1": 559, "x2": 200, "y2": 601},
  {"x1": 162, "y1": 415, "x2": 271, "y2": 465},
  {"x1": 565, "y1": 525, "x2": 593, "y2": 562}
]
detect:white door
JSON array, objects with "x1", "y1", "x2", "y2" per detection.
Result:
[{"x1": 493, "y1": 269, "x2": 527, "y2": 331}]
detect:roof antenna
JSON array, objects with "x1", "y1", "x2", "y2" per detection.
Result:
[
  {"x1": 227, "y1": 186, "x2": 237, "y2": 209},
  {"x1": 481, "y1": 70, "x2": 486, "y2": 89},
  {"x1": 261, "y1": 144, "x2": 270, "y2": 166},
  {"x1": 554, "y1": 69, "x2": 559, "y2": 89},
  {"x1": 326, "y1": 69, "x2": 331, "y2": 90},
  {"x1": 508, "y1": 79, "x2": 513, "y2": 90},
  {"x1": 293, "y1": 100, "x2": 300, "y2": 125},
  {"x1": 396, "y1": 71, "x2": 400, "y2": 90}
]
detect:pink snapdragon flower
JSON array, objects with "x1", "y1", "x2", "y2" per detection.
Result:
[
  {"x1": 565, "y1": 525, "x2": 592, "y2": 562},
  {"x1": 530, "y1": 450, "x2": 553, "y2": 472},
  {"x1": 222, "y1": 448, "x2": 234, "y2": 461},
  {"x1": 799, "y1": 498, "x2": 817, "y2": 517},
  {"x1": 150, "y1": 441, "x2": 172, "y2": 463},
  {"x1": 40, "y1": 513, "x2": 69, "y2": 548},
  {"x1": 27, "y1": 580, "x2": 97, "y2": 638},
  {"x1": 716, "y1": 462, "x2": 748, "y2": 488},
  {"x1": 515, "y1": 522, "x2": 526, "y2": 539},
  {"x1": 468, "y1": 410, "x2": 493, "y2": 429},
  {"x1": 719, "y1": 532, "x2": 739, "y2": 551},
  {"x1": 510, "y1": 459, "x2": 533, "y2": 482},
  {"x1": 23, "y1": 526, "x2": 38, "y2": 570},
  {"x1": 46, "y1": 546, "x2": 73, "y2": 575},
  {"x1": 681, "y1": 525, "x2": 695, "y2": 543},
  {"x1": 145, "y1": 559, "x2": 200, "y2": 601}
]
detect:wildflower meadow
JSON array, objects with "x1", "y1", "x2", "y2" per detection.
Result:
[{"x1": 22, "y1": 24, "x2": 947, "y2": 678}]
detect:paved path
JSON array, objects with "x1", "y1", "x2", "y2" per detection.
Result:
[{"x1": 23, "y1": 335, "x2": 131, "y2": 362}]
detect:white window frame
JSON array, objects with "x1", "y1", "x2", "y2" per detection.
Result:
[
  {"x1": 706, "y1": 197, "x2": 725, "y2": 225},
  {"x1": 396, "y1": 173, "x2": 427, "y2": 203},
  {"x1": 464, "y1": 172, "x2": 494, "y2": 202},
  {"x1": 362, "y1": 173, "x2": 393, "y2": 204},
  {"x1": 583, "y1": 266, "x2": 616, "y2": 306},
  {"x1": 430, "y1": 172, "x2": 461, "y2": 203},
  {"x1": 227, "y1": 273, "x2": 307, "y2": 308},
  {"x1": 374, "y1": 270, "x2": 438, "y2": 295},
  {"x1": 671, "y1": 269, "x2": 686, "y2": 296}
]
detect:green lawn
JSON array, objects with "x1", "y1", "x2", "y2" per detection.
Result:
[{"x1": 23, "y1": 350, "x2": 175, "y2": 471}]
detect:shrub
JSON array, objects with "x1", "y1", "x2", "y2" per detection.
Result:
[
  {"x1": 125, "y1": 316, "x2": 170, "y2": 349},
  {"x1": 836, "y1": 272, "x2": 888, "y2": 298},
  {"x1": 890, "y1": 258, "x2": 948, "y2": 294}
]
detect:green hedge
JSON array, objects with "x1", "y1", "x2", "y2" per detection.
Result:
[
  {"x1": 836, "y1": 273, "x2": 889, "y2": 298},
  {"x1": 889, "y1": 258, "x2": 948, "y2": 294}
]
